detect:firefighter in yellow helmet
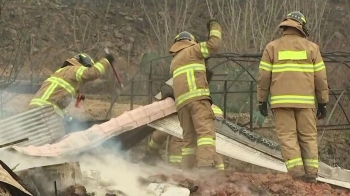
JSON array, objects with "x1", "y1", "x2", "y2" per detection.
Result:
[
  {"x1": 145, "y1": 104, "x2": 225, "y2": 171},
  {"x1": 169, "y1": 19, "x2": 222, "y2": 169},
  {"x1": 29, "y1": 53, "x2": 115, "y2": 131},
  {"x1": 257, "y1": 11, "x2": 329, "y2": 183}
]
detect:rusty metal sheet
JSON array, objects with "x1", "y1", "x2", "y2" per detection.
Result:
[
  {"x1": 0, "y1": 105, "x2": 66, "y2": 148},
  {"x1": 147, "y1": 115, "x2": 350, "y2": 189}
]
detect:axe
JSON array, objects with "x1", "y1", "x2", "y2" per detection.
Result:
[{"x1": 104, "y1": 48, "x2": 124, "y2": 89}]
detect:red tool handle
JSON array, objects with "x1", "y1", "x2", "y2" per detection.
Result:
[
  {"x1": 104, "y1": 48, "x2": 124, "y2": 89},
  {"x1": 75, "y1": 93, "x2": 85, "y2": 108},
  {"x1": 110, "y1": 63, "x2": 124, "y2": 89}
]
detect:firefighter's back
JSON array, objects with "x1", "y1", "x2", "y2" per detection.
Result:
[
  {"x1": 31, "y1": 66, "x2": 78, "y2": 110},
  {"x1": 267, "y1": 28, "x2": 320, "y2": 109}
]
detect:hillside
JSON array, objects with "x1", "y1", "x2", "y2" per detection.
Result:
[{"x1": 1, "y1": 0, "x2": 350, "y2": 82}]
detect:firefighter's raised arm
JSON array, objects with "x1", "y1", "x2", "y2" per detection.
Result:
[
  {"x1": 75, "y1": 54, "x2": 114, "y2": 84},
  {"x1": 193, "y1": 19, "x2": 222, "y2": 59}
]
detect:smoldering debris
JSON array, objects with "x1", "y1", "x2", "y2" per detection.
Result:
[{"x1": 16, "y1": 162, "x2": 83, "y2": 196}]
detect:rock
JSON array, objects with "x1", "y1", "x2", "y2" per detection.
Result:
[
  {"x1": 32, "y1": 47, "x2": 39, "y2": 53},
  {"x1": 334, "y1": 31, "x2": 345, "y2": 40},
  {"x1": 9, "y1": 29, "x2": 17, "y2": 34},
  {"x1": 137, "y1": 18, "x2": 144, "y2": 22},
  {"x1": 101, "y1": 41, "x2": 113, "y2": 48},
  {"x1": 146, "y1": 183, "x2": 190, "y2": 196},
  {"x1": 129, "y1": 37, "x2": 134, "y2": 42},
  {"x1": 126, "y1": 26, "x2": 132, "y2": 31},
  {"x1": 162, "y1": 186, "x2": 190, "y2": 196},
  {"x1": 113, "y1": 30, "x2": 123, "y2": 38},
  {"x1": 116, "y1": 41, "x2": 124, "y2": 47},
  {"x1": 103, "y1": 25, "x2": 109, "y2": 30},
  {"x1": 124, "y1": 16, "x2": 133, "y2": 21},
  {"x1": 119, "y1": 12, "x2": 127, "y2": 16},
  {"x1": 121, "y1": 43, "x2": 133, "y2": 52}
]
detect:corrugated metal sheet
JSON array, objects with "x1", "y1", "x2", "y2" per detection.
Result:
[
  {"x1": 0, "y1": 105, "x2": 66, "y2": 148},
  {"x1": 147, "y1": 114, "x2": 350, "y2": 189}
]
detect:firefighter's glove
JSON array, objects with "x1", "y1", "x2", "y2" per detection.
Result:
[
  {"x1": 160, "y1": 84, "x2": 174, "y2": 100},
  {"x1": 258, "y1": 102, "x2": 268, "y2": 117},
  {"x1": 316, "y1": 103, "x2": 327, "y2": 120},
  {"x1": 105, "y1": 54, "x2": 115, "y2": 64},
  {"x1": 207, "y1": 19, "x2": 219, "y2": 31}
]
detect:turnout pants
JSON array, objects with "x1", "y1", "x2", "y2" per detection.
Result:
[
  {"x1": 178, "y1": 99, "x2": 216, "y2": 168},
  {"x1": 273, "y1": 108, "x2": 319, "y2": 178},
  {"x1": 147, "y1": 130, "x2": 169, "y2": 154},
  {"x1": 168, "y1": 136, "x2": 225, "y2": 170}
]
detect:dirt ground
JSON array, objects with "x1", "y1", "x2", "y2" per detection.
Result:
[{"x1": 145, "y1": 171, "x2": 350, "y2": 196}]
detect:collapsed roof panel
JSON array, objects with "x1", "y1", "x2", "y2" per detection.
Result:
[{"x1": 0, "y1": 105, "x2": 65, "y2": 148}]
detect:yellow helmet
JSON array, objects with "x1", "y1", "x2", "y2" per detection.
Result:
[
  {"x1": 174, "y1": 31, "x2": 196, "y2": 43},
  {"x1": 285, "y1": 11, "x2": 306, "y2": 25},
  {"x1": 62, "y1": 53, "x2": 95, "y2": 68}
]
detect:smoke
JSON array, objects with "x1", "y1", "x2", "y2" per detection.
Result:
[
  {"x1": 2, "y1": 142, "x2": 157, "y2": 195},
  {"x1": 78, "y1": 147, "x2": 151, "y2": 195}
]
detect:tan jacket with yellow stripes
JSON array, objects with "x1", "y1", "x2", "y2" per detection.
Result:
[
  {"x1": 169, "y1": 21, "x2": 222, "y2": 111},
  {"x1": 257, "y1": 19, "x2": 329, "y2": 109},
  {"x1": 29, "y1": 58, "x2": 110, "y2": 118}
]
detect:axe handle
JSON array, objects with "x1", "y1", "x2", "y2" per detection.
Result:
[
  {"x1": 104, "y1": 48, "x2": 124, "y2": 88},
  {"x1": 110, "y1": 62, "x2": 124, "y2": 89}
]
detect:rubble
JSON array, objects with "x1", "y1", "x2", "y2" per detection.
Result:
[
  {"x1": 144, "y1": 171, "x2": 350, "y2": 196},
  {"x1": 16, "y1": 162, "x2": 83, "y2": 196}
]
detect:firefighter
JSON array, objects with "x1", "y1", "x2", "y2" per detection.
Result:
[
  {"x1": 169, "y1": 19, "x2": 222, "y2": 170},
  {"x1": 257, "y1": 11, "x2": 329, "y2": 183},
  {"x1": 145, "y1": 104, "x2": 225, "y2": 171},
  {"x1": 29, "y1": 53, "x2": 115, "y2": 131}
]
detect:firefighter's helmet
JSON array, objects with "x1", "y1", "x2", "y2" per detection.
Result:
[
  {"x1": 73, "y1": 53, "x2": 95, "y2": 67},
  {"x1": 174, "y1": 31, "x2": 196, "y2": 43},
  {"x1": 285, "y1": 11, "x2": 306, "y2": 25},
  {"x1": 62, "y1": 53, "x2": 95, "y2": 68},
  {"x1": 283, "y1": 11, "x2": 309, "y2": 37}
]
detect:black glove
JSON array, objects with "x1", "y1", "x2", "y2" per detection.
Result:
[
  {"x1": 105, "y1": 53, "x2": 115, "y2": 64},
  {"x1": 206, "y1": 19, "x2": 219, "y2": 31},
  {"x1": 316, "y1": 103, "x2": 327, "y2": 120},
  {"x1": 160, "y1": 84, "x2": 174, "y2": 100},
  {"x1": 258, "y1": 102, "x2": 268, "y2": 117}
]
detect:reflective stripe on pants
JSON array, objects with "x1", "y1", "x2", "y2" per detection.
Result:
[
  {"x1": 149, "y1": 139, "x2": 161, "y2": 149},
  {"x1": 215, "y1": 164, "x2": 225, "y2": 170},
  {"x1": 304, "y1": 159, "x2": 318, "y2": 169},
  {"x1": 197, "y1": 137, "x2": 215, "y2": 146},
  {"x1": 285, "y1": 158, "x2": 304, "y2": 170}
]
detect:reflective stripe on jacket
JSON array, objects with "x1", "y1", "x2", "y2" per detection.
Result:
[
  {"x1": 30, "y1": 58, "x2": 110, "y2": 118},
  {"x1": 211, "y1": 104, "x2": 223, "y2": 118},
  {"x1": 170, "y1": 22, "x2": 222, "y2": 110},
  {"x1": 257, "y1": 27, "x2": 329, "y2": 109}
]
